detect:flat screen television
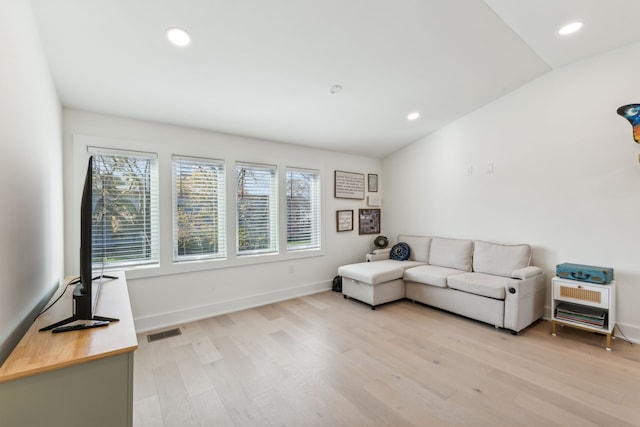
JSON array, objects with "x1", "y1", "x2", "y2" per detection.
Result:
[{"x1": 40, "y1": 156, "x2": 118, "y2": 332}]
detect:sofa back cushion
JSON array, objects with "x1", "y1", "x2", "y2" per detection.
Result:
[
  {"x1": 397, "y1": 235, "x2": 431, "y2": 262},
  {"x1": 473, "y1": 240, "x2": 531, "y2": 277},
  {"x1": 428, "y1": 237, "x2": 473, "y2": 271}
]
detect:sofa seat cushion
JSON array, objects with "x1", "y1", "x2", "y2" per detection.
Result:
[
  {"x1": 403, "y1": 265, "x2": 463, "y2": 288},
  {"x1": 338, "y1": 260, "x2": 424, "y2": 285},
  {"x1": 447, "y1": 272, "x2": 508, "y2": 300}
]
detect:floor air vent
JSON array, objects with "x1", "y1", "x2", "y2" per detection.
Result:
[{"x1": 147, "y1": 328, "x2": 182, "y2": 342}]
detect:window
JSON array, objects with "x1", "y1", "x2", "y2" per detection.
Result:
[
  {"x1": 236, "y1": 162, "x2": 278, "y2": 255},
  {"x1": 90, "y1": 148, "x2": 159, "y2": 269},
  {"x1": 286, "y1": 168, "x2": 320, "y2": 251},
  {"x1": 173, "y1": 156, "x2": 226, "y2": 261}
]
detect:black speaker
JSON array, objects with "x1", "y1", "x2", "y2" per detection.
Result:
[{"x1": 332, "y1": 275, "x2": 342, "y2": 292}]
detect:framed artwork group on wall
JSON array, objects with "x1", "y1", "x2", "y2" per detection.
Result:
[{"x1": 334, "y1": 171, "x2": 381, "y2": 234}]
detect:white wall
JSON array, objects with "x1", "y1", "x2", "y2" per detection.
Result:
[
  {"x1": 383, "y1": 41, "x2": 640, "y2": 342},
  {"x1": 63, "y1": 110, "x2": 381, "y2": 332},
  {"x1": 0, "y1": 0, "x2": 63, "y2": 362}
]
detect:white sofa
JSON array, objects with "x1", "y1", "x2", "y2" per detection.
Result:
[{"x1": 338, "y1": 235, "x2": 546, "y2": 334}]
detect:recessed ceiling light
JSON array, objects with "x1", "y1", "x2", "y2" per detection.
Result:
[
  {"x1": 407, "y1": 112, "x2": 420, "y2": 121},
  {"x1": 558, "y1": 22, "x2": 583, "y2": 36},
  {"x1": 329, "y1": 84, "x2": 342, "y2": 94},
  {"x1": 166, "y1": 28, "x2": 191, "y2": 47}
]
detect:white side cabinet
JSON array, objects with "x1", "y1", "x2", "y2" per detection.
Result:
[
  {"x1": 550, "y1": 276, "x2": 616, "y2": 350},
  {"x1": 0, "y1": 272, "x2": 137, "y2": 427}
]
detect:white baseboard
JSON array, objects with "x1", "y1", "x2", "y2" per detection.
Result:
[
  {"x1": 134, "y1": 280, "x2": 331, "y2": 334},
  {"x1": 614, "y1": 322, "x2": 640, "y2": 345}
]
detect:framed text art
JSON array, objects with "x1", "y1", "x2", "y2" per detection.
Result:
[
  {"x1": 336, "y1": 210, "x2": 353, "y2": 232},
  {"x1": 368, "y1": 174, "x2": 378, "y2": 192},
  {"x1": 334, "y1": 170, "x2": 365, "y2": 199},
  {"x1": 359, "y1": 209, "x2": 381, "y2": 235}
]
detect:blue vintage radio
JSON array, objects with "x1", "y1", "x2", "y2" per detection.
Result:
[{"x1": 556, "y1": 263, "x2": 614, "y2": 284}]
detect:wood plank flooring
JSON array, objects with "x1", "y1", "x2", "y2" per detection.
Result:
[{"x1": 133, "y1": 291, "x2": 640, "y2": 427}]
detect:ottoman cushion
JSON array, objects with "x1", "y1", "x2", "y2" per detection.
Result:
[{"x1": 338, "y1": 259, "x2": 424, "y2": 285}]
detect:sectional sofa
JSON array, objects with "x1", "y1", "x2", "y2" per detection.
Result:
[{"x1": 337, "y1": 235, "x2": 546, "y2": 334}]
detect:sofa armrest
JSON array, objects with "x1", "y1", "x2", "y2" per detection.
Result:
[
  {"x1": 366, "y1": 248, "x2": 391, "y2": 262},
  {"x1": 512, "y1": 266, "x2": 542, "y2": 280},
  {"x1": 504, "y1": 272, "x2": 546, "y2": 332}
]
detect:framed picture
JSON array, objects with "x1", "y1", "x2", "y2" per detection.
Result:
[
  {"x1": 334, "y1": 170, "x2": 365, "y2": 199},
  {"x1": 368, "y1": 174, "x2": 378, "y2": 192},
  {"x1": 359, "y1": 208, "x2": 381, "y2": 235},
  {"x1": 336, "y1": 210, "x2": 353, "y2": 232}
]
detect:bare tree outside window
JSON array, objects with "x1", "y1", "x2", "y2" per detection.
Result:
[
  {"x1": 92, "y1": 152, "x2": 159, "y2": 267},
  {"x1": 236, "y1": 163, "x2": 278, "y2": 254},
  {"x1": 174, "y1": 157, "x2": 225, "y2": 260}
]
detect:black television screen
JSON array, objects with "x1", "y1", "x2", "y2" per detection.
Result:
[
  {"x1": 73, "y1": 155, "x2": 95, "y2": 319},
  {"x1": 39, "y1": 156, "x2": 117, "y2": 332}
]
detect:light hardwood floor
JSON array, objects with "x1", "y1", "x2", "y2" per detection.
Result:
[{"x1": 133, "y1": 291, "x2": 640, "y2": 427}]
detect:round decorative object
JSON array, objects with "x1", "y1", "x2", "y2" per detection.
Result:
[
  {"x1": 374, "y1": 235, "x2": 389, "y2": 249},
  {"x1": 390, "y1": 242, "x2": 410, "y2": 261}
]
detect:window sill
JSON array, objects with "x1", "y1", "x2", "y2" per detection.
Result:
[{"x1": 116, "y1": 248, "x2": 326, "y2": 280}]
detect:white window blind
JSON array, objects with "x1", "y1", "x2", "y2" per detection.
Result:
[
  {"x1": 286, "y1": 167, "x2": 321, "y2": 251},
  {"x1": 172, "y1": 156, "x2": 226, "y2": 261},
  {"x1": 236, "y1": 162, "x2": 278, "y2": 255},
  {"x1": 89, "y1": 148, "x2": 159, "y2": 269}
]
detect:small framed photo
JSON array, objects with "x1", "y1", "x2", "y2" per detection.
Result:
[
  {"x1": 359, "y1": 209, "x2": 381, "y2": 235},
  {"x1": 368, "y1": 174, "x2": 378, "y2": 192},
  {"x1": 336, "y1": 210, "x2": 354, "y2": 232}
]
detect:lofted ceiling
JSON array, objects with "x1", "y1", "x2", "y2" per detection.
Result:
[{"x1": 30, "y1": 0, "x2": 640, "y2": 158}]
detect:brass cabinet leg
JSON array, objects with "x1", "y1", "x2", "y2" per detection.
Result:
[{"x1": 551, "y1": 321, "x2": 557, "y2": 336}]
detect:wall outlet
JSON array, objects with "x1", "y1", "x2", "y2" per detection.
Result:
[{"x1": 486, "y1": 162, "x2": 494, "y2": 174}]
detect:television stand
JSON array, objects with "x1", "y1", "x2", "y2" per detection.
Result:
[
  {"x1": 39, "y1": 314, "x2": 119, "y2": 332},
  {"x1": 52, "y1": 320, "x2": 110, "y2": 333},
  {"x1": 38, "y1": 275, "x2": 120, "y2": 332},
  {"x1": 0, "y1": 271, "x2": 137, "y2": 427}
]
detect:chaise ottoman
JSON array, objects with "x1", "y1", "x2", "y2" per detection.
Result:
[{"x1": 338, "y1": 259, "x2": 424, "y2": 309}]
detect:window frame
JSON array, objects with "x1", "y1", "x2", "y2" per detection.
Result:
[
  {"x1": 172, "y1": 155, "x2": 226, "y2": 263},
  {"x1": 235, "y1": 161, "x2": 279, "y2": 256},
  {"x1": 286, "y1": 167, "x2": 321, "y2": 252},
  {"x1": 88, "y1": 146, "x2": 160, "y2": 271}
]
